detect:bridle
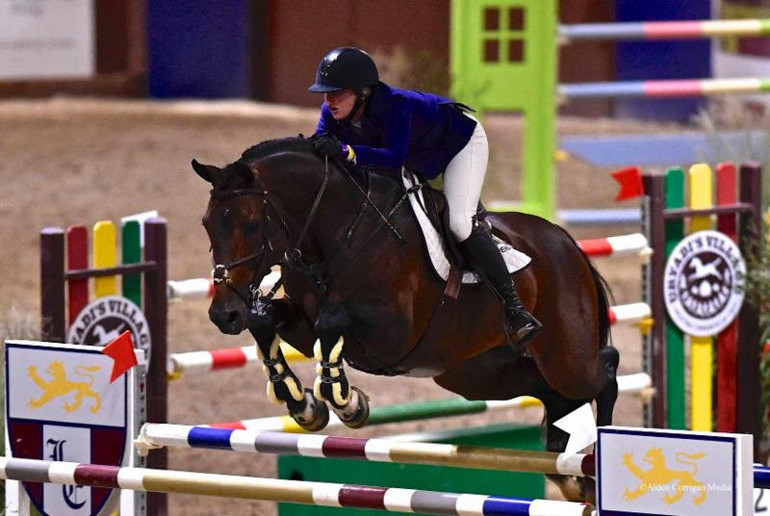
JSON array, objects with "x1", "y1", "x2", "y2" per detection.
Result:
[
  {"x1": 208, "y1": 160, "x2": 332, "y2": 307},
  {"x1": 209, "y1": 156, "x2": 407, "y2": 309},
  {"x1": 208, "y1": 186, "x2": 287, "y2": 306}
]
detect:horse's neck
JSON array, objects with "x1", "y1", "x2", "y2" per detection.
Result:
[
  {"x1": 265, "y1": 160, "x2": 412, "y2": 261},
  {"x1": 261, "y1": 157, "x2": 365, "y2": 251}
]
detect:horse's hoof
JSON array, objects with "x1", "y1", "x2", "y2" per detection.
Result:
[
  {"x1": 335, "y1": 387, "x2": 370, "y2": 429},
  {"x1": 291, "y1": 389, "x2": 330, "y2": 432}
]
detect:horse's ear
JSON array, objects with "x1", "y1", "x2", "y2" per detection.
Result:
[{"x1": 191, "y1": 159, "x2": 219, "y2": 184}]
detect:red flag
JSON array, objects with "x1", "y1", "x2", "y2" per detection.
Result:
[
  {"x1": 102, "y1": 330, "x2": 138, "y2": 383},
  {"x1": 611, "y1": 166, "x2": 644, "y2": 201}
]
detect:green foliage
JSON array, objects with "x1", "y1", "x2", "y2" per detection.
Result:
[
  {"x1": 696, "y1": 101, "x2": 770, "y2": 458},
  {"x1": 743, "y1": 214, "x2": 770, "y2": 460},
  {"x1": 693, "y1": 99, "x2": 770, "y2": 207}
]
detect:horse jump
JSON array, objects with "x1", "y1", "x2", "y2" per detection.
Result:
[
  {"x1": 135, "y1": 424, "x2": 594, "y2": 477},
  {"x1": 206, "y1": 372, "x2": 651, "y2": 432},
  {"x1": 0, "y1": 457, "x2": 594, "y2": 516}
]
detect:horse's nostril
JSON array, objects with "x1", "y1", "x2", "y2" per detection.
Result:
[{"x1": 227, "y1": 311, "x2": 239, "y2": 324}]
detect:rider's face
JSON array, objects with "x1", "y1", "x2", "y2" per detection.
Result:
[{"x1": 324, "y1": 89, "x2": 357, "y2": 120}]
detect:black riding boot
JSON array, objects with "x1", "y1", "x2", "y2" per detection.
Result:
[{"x1": 460, "y1": 227, "x2": 543, "y2": 351}]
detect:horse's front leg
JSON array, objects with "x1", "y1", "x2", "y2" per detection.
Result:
[
  {"x1": 313, "y1": 303, "x2": 370, "y2": 428},
  {"x1": 248, "y1": 298, "x2": 329, "y2": 431}
]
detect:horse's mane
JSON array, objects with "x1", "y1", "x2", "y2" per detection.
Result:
[
  {"x1": 212, "y1": 137, "x2": 317, "y2": 188},
  {"x1": 232, "y1": 135, "x2": 398, "y2": 195},
  {"x1": 238, "y1": 136, "x2": 315, "y2": 165}
]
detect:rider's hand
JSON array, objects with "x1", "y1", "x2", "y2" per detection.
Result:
[{"x1": 312, "y1": 134, "x2": 353, "y2": 161}]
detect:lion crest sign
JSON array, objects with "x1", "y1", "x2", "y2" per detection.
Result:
[
  {"x1": 4, "y1": 340, "x2": 140, "y2": 516},
  {"x1": 597, "y1": 426, "x2": 754, "y2": 515}
]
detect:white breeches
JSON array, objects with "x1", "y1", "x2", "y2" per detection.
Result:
[{"x1": 443, "y1": 117, "x2": 489, "y2": 241}]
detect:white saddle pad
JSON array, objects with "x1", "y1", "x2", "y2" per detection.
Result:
[{"x1": 403, "y1": 170, "x2": 531, "y2": 284}]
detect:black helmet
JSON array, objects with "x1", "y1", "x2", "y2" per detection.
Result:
[{"x1": 308, "y1": 47, "x2": 379, "y2": 93}]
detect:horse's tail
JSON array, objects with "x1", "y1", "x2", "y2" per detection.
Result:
[{"x1": 588, "y1": 259, "x2": 612, "y2": 350}]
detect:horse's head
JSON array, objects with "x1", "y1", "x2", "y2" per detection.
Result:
[{"x1": 193, "y1": 158, "x2": 288, "y2": 334}]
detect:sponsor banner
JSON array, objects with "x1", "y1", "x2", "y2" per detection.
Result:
[
  {"x1": 67, "y1": 295, "x2": 152, "y2": 362},
  {"x1": 4, "y1": 340, "x2": 131, "y2": 516},
  {"x1": 0, "y1": 0, "x2": 94, "y2": 80},
  {"x1": 7, "y1": 343, "x2": 126, "y2": 426},
  {"x1": 597, "y1": 426, "x2": 753, "y2": 516},
  {"x1": 664, "y1": 230, "x2": 746, "y2": 336}
]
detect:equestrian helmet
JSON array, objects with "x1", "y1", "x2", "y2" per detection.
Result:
[{"x1": 308, "y1": 47, "x2": 379, "y2": 93}]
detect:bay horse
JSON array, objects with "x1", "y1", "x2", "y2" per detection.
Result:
[{"x1": 192, "y1": 136, "x2": 619, "y2": 501}]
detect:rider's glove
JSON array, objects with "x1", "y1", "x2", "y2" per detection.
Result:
[{"x1": 312, "y1": 134, "x2": 356, "y2": 163}]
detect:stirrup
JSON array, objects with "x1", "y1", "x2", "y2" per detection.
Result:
[{"x1": 504, "y1": 310, "x2": 543, "y2": 355}]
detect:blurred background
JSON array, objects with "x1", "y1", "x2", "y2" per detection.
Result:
[{"x1": 3, "y1": 1, "x2": 770, "y2": 514}]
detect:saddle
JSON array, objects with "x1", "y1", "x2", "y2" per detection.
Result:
[{"x1": 402, "y1": 170, "x2": 531, "y2": 298}]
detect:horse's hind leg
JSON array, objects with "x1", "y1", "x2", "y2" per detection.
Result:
[
  {"x1": 314, "y1": 303, "x2": 369, "y2": 428},
  {"x1": 540, "y1": 347, "x2": 619, "y2": 505},
  {"x1": 596, "y1": 346, "x2": 619, "y2": 427},
  {"x1": 538, "y1": 389, "x2": 593, "y2": 503},
  {"x1": 248, "y1": 298, "x2": 329, "y2": 431}
]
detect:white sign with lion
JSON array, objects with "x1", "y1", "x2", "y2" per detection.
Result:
[
  {"x1": 597, "y1": 426, "x2": 754, "y2": 515},
  {"x1": 6, "y1": 341, "x2": 126, "y2": 427},
  {"x1": 5, "y1": 339, "x2": 145, "y2": 516}
]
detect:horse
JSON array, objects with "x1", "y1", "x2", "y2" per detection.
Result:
[{"x1": 192, "y1": 136, "x2": 619, "y2": 502}]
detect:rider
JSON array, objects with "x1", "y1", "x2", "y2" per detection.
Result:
[{"x1": 308, "y1": 46, "x2": 542, "y2": 349}]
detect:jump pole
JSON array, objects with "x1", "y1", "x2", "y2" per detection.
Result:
[
  {"x1": 207, "y1": 372, "x2": 652, "y2": 431},
  {"x1": 135, "y1": 425, "x2": 594, "y2": 477},
  {"x1": 559, "y1": 19, "x2": 770, "y2": 41},
  {"x1": 0, "y1": 457, "x2": 595, "y2": 516},
  {"x1": 558, "y1": 78, "x2": 770, "y2": 101}
]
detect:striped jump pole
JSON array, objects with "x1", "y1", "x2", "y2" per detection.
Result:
[
  {"x1": 167, "y1": 341, "x2": 306, "y2": 380},
  {"x1": 559, "y1": 78, "x2": 770, "y2": 101},
  {"x1": 136, "y1": 425, "x2": 595, "y2": 477},
  {"x1": 608, "y1": 303, "x2": 650, "y2": 328},
  {"x1": 0, "y1": 457, "x2": 595, "y2": 516},
  {"x1": 756, "y1": 466, "x2": 770, "y2": 490},
  {"x1": 577, "y1": 232, "x2": 650, "y2": 258},
  {"x1": 169, "y1": 320, "x2": 649, "y2": 374},
  {"x1": 207, "y1": 373, "x2": 652, "y2": 432},
  {"x1": 557, "y1": 209, "x2": 642, "y2": 227},
  {"x1": 559, "y1": 19, "x2": 770, "y2": 41},
  {"x1": 167, "y1": 269, "x2": 281, "y2": 301}
]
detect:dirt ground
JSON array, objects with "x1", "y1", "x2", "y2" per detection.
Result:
[{"x1": 0, "y1": 98, "x2": 674, "y2": 514}]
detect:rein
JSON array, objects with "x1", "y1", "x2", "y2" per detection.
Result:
[{"x1": 210, "y1": 153, "x2": 407, "y2": 307}]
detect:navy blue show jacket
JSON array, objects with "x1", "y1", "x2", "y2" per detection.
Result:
[{"x1": 315, "y1": 82, "x2": 477, "y2": 180}]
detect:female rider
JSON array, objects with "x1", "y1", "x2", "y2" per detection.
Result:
[{"x1": 308, "y1": 47, "x2": 542, "y2": 350}]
